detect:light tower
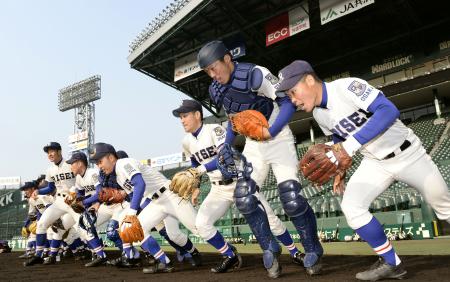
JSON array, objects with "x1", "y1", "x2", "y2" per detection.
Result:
[{"x1": 58, "y1": 75, "x2": 101, "y2": 160}]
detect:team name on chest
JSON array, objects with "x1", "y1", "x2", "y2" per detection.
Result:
[
  {"x1": 84, "y1": 185, "x2": 96, "y2": 192},
  {"x1": 331, "y1": 109, "x2": 372, "y2": 138},
  {"x1": 193, "y1": 145, "x2": 217, "y2": 163},
  {"x1": 51, "y1": 172, "x2": 75, "y2": 182},
  {"x1": 36, "y1": 203, "x2": 45, "y2": 210}
]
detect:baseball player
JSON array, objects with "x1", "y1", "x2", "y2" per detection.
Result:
[
  {"x1": 276, "y1": 60, "x2": 450, "y2": 281},
  {"x1": 90, "y1": 142, "x2": 202, "y2": 274},
  {"x1": 197, "y1": 41, "x2": 323, "y2": 276},
  {"x1": 19, "y1": 182, "x2": 39, "y2": 259},
  {"x1": 25, "y1": 142, "x2": 86, "y2": 266}
]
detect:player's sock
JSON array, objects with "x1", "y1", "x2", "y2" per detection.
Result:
[
  {"x1": 355, "y1": 216, "x2": 401, "y2": 266},
  {"x1": 181, "y1": 238, "x2": 196, "y2": 254},
  {"x1": 140, "y1": 236, "x2": 170, "y2": 264},
  {"x1": 87, "y1": 238, "x2": 106, "y2": 258},
  {"x1": 122, "y1": 243, "x2": 140, "y2": 259},
  {"x1": 35, "y1": 233, "x2": 47, "y2": 257},
  {"x1": 159, "y1": 227, "x2": 187, "y2": 255},
  {"x1": 26, "y1": 240, "x2": 35, "y2": 255},
  {"x1": 50, "y1": 239, "x2": 62, "y2": 257},
  {"x1": 207, "y1": 231, "x2": 235, "y2": 257},
  {"x1": 276, "y1": 229, "x2": 299, "y2": 256},
  {"x1": 68, "y1": 238, "x2": 83, "y2": 253}
]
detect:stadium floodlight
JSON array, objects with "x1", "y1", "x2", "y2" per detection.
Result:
[{"x1": 58, "y1": 75, "x2": 101, "y2": 112}]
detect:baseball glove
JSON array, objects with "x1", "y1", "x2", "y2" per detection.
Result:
[
  {"x1": 300, "y1": 143, "x2": 352, "y2": 186},
  {"x1": 71, "y1": 200, "x2": 85, "y2": 213},
  {"x1": 28, "y1": 221, "x2": 37, "y2": 234},
  {"x1": 230, "y1": 110, "x2": 269, "y2": 141},
  {"x1": 22, "y1": 227, "x2": 29, "y2": 238},
  {"x1": 98, "y1": 188, "x2": 127, "y2": 204},
  {"x1": 119, "y1": 215, "x2": 144, "y2": 243},
  {"x1": 169, "y1": 168, "x2": 201, "y2": 199},
  {"x1": 64, "y1": 192, "x2": 77, "y2": 205}
]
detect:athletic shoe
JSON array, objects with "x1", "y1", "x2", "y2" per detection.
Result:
[
  {"x1": 23, "y1": 256, "x2": 44, "y2": 266},
  {"x1": 356, "y1": 257, "x2": 407, "y2": 281},
  {"x1": 211, "y1": 246, "x2": 243, "y2": 273},
  {"x1": 143, "y1": 260, "x2": 174, "y2": 274},
  {"x1": 85, "y1": 256, "x2": 107, "y2": 267},
  {"x1": 43, "y1": 256, "x2": 57, "y2": 265},
  {"x1": 265, "y1": 249, "x2": 282, "y2": 279},
  {"x1": 190, "y1": 248, "x2": 202, "y2": 267},
  {"x1": 291, "y1": 251, "x2": 305, "y2": 265}
]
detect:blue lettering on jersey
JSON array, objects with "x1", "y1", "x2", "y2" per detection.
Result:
[
  {"x1": 84, "y1": 185, "x2": 96, "y2": 193},
  {"x1": 331, "y1": 109, "x2": 372, "y2": 139},
  {"x1": 36, "y1": 204, "x2": 45, "y2": 210},
  {"x1": 194, "y1": 145, "x2": 217, "y2": 163}
]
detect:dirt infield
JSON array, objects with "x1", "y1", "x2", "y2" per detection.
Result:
[{"x1": 1, "y1": 251, "x2": 449, "y2": 282}]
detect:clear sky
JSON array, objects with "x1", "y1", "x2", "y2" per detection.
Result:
[{"x1": 0, "y1": 0, "x2": 196, "y2": 182}]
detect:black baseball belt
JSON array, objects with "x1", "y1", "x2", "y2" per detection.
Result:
[{"x1": 383, "y1": 140, "x2": 411, "y2": 160}]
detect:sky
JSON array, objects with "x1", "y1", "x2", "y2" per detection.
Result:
[{"x1": 0, "y1": 0, "x2": 197, "y2": 182}]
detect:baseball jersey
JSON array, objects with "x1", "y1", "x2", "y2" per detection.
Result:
[
  {"x1": 72, "y1": 168, "x2": 99, "y2": 197},
  {"x1": 28, "y1": 195, "x2": 54, "y2": 215},
  {"x1": 45, "y1": 159, "x2": 76, "y2": 194},
  {"x1": 313, "y1": 78, "x2": 412, "y2": 160},
  {"x1": 182, "y1": 124, "x2": 226, "y2": 182},
  {"x1": 115, "y1": 158, "x2": 170, "y2": 197}
]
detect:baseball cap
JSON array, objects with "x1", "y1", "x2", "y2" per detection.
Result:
[
  {"x1": 43, "y1": 142, "x2": 62, "y2": 153},
  {"x1": 66, "y1": 151, "x2": 88, "y2": 164},
  {"x1": 172, "y1": 99, "x2": 203, "y2": 117},
  {"x1": 116, "y1": 150, "x2": 129, "y2": 159},
  {"x1": 197, "y1": 40, "x2": 230, "y2": 69},
  {"x1": 89, "y1": 142, "x2": 116, "y2": 162},
  {"x1": 276, "y1": 60, "x2": 315, "y2": 92},
  {"x1": 20, "y1": 181, "x2": 36, "y2": 191}
]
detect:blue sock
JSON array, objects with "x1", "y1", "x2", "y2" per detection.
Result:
[
  {"x1": 207, "y1": 231, "x2": 234, "y2": 257},
  {"x1": 276, "y1": 230, "x2": 299, "y2": 256},
  {"x1": 355, "y1": 216, "x2": 400, "y2": 266},
  {"x1": 141, "y1": 236, "x2": 169, "y2": 264},
  {"x1": 159, "y1": 227, "x2": 187, "y2": 255},
  {"x1": 69, "y1": 238, "x2": 83, "y2": 253},
  {"x1": 50, "y1": 240, "x2": 62, "y2": 257},
  {"x1": 181, "y1": 238, "x2": 195, "y2": 254},
  {"x1": 88, "y1": 237, "x2": 106, "y2": 258},
  {"x1": 35, "y1": 233, "x2": 47, "y2": 257},
  {"x1": 123, "y1": 244, "x2": 140, "y2": 259}
]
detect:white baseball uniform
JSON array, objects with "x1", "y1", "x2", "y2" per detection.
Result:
[
  {"x1": 114, "y1": 158, "x2": 199, "y2": 241},
  {"x1": 183, "y1": 123, "x2": 287, "y2": 239},
  {"x1": 313, "y1": 77, "x2": 450, "y2": 229}
]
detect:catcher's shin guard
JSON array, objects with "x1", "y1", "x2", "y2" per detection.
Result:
[
  {"x1": 234, "y1": 177, "x2": 281, "y2": 274},
  {"x1": 106, "y1": 220, "x2": 123, "y2": 251},
  {"x1": 278, "y1": 180, "x2": 323, "y2": 271}
]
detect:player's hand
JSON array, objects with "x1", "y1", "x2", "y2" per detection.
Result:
[
  {"x1": 261, "y1": 127, "x2": 272, "y2": 140},
  {"x1": 191, "y1": 188, "x2": 200, "y2": 206},
  {"x1": 333, "y1": 171, "x2": 346, "y2": 195}
]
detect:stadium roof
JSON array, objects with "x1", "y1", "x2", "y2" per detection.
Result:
[{"x1": 128, "y1": 0, "x2": 450, "y2": 128}]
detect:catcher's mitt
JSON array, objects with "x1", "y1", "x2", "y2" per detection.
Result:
[
  {"x1": 28, "y1": 221, "x2": 37, "y2": 234},
  {"x1": 64, "y1": 192, "x2": 77, "y2": 205},
  {"x1": 71, "y1": 200, "x2": 85, "y2": 213},
  {"x1": 300, "y1": 143, "x2": 352, "y2": 185},
  {"x1": 230, "y1": 110, "x2": 269, "y2": 141},
  {"x1": 22, "y1": 227, "x2": 29, "y2": 238},
  {"x1": 169, "y1": 168, "x2": 201, "y2": 199},
  {"x1": 119, "y1": 215, "x2": 144, "y2": 243},
  {"x1": 98, "y1": 188, "x2": 127, "y2": 204}
]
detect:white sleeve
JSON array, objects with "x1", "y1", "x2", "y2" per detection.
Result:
[
  {"x1": 182, "y1": 136, "x2": 192, "y2": 159},
  {"x1": 45, "y1": 168, "x2": 53, "y2": 183},
  {"x1": 116, "y1": 159, "x2": 141, "y2": 180},
  {"x1": 340, "y1": 78, "x2": 380, "y2": 111},
  {"x1": 313, "y1": 111, "x2": 333, "y2": 136},
  {"x1": 211, "y1": 125, "x2": 227, "y2": 147},
  {"x1": 252, "y1": 66, "x2": 278, "y2": 100}
]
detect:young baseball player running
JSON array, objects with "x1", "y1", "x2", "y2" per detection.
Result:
[
  {"x1": 197, "y1": 41, "x2": 323, "y2": 276},
  {"x1": 277, "y1": 60, "x2": 450, "y2": 281}
]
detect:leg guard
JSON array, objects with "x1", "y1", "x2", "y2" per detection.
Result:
[
  {"x1": 234, "y1": 177, "x2": 280, "y2": 270},
  {"x1": 106, "y1": 220, "x2": 123, "y2": 251},
  {"x1": 278, "y1": 180, "x2": 323, "y2": 267}
]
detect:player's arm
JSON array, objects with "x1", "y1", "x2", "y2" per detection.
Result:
[
  {"x1": 128, "y1": 173, "x2": 146, "y2": 215},
  {"x1": 341, "y1": 79, "x2": 400, "y2": 156},
  {"x1": 37, "y1": 182, "x2": 56, "y2": 195},
  {"x1": 82, "y1": 184, "x2": 101, "y2": 206},
  {"x1": 251, "y1": 67, "x2": 296, "y2": 138}
]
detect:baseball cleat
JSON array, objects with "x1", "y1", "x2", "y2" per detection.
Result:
[
  {"x1": 291, "y1": 251, "x2": 305, "y2": 265},
  {"x1": 145, "y1": 254, "x2": 157, "y2": 266},
  {"x1": 356, "y1": 258, "x2": 407, "y2": 281},
  {"x1": 143, "y1": 260, "x2": 174, "y2": 274},
  {"x1": 43, "y1": 256, "x2": 57, "y2": 265},
  {"x1": 18, "y1": 253, "x2": 32, "y2": 259},
  {"x1": 264, "y1": 249, "x2": 282, "y2": 279},
  {"x1": 190, "y1": 248, "x2": 202, "y2": 267},
  {"x1": 85, "y1": 256, "x2": 107, "y2": 267},
  {"x1": 211, "y1": 246, "x2": 243, "y2": 273},
  {"x1": 303, "y1": 252, "x2": 323, "y2": 276},
  {"x1": 23, "y1": 256, "x2": 44, "y2": 266}
]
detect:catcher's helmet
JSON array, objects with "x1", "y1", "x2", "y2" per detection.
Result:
[{"x1": 197, "y1": 40, "x2": 230, "y2": 69}]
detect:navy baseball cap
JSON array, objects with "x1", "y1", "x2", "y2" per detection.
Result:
[
  {"x1": 66, "y1": 151, "x2": 88, "y2": 164},
  {"x1": 43, "y1": 142, "x2": 62, "y2": 153},
  {"x1": 172, "y1": 99, "x2": 203, "y2": 117},
  {"x1": 276, "y1": 60, "x2": 315, "y2": 92},
  {"x1": 89, "y1": 142, "x2": 116, "y2": 162},
  {"x1": 116, "y1": 150, "x2": 129, "y2": 159},
  {"x1": 20, "y1": 181, "x2": 37, "y2": 191},
  {"x1": 197, "y1": 41, "x2": 230, "y2": 69}
]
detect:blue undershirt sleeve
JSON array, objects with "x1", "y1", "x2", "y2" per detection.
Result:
[
  {"x1": 225, "y1": 121, "x2": 237, "y2": 145},
  {"x1": 190, "y1": 156, "x2": 200, "y2": 168},
  {"x1": 38, "y1": 182, "x2": 56, "y2": 195},
  {"x1": 353, "y1": 93, "x2": 400, "y2": 145},
  {"x1": 129, "y1": 173, "x2": 145, "y2": 211},
  {"x1": 268, "y1": 96, "x2": 296, "y2": 137}
]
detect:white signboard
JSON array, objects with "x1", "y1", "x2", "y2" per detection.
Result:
[
  {"x1": 150, "y1": 153, "x2": 183, "y2": 167},
  {"x1": 68, "y1": 140, "x2": 88, "y2": 152},
  {"x1": 0, "y1": 176, "x2": 21, "y2": 186},
  {"x1": 320, "y1": 0, "x2": 374, "y2": 25},
  {"x1": 68, "y1": 131, "x2": 88, "y2": 143}
]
